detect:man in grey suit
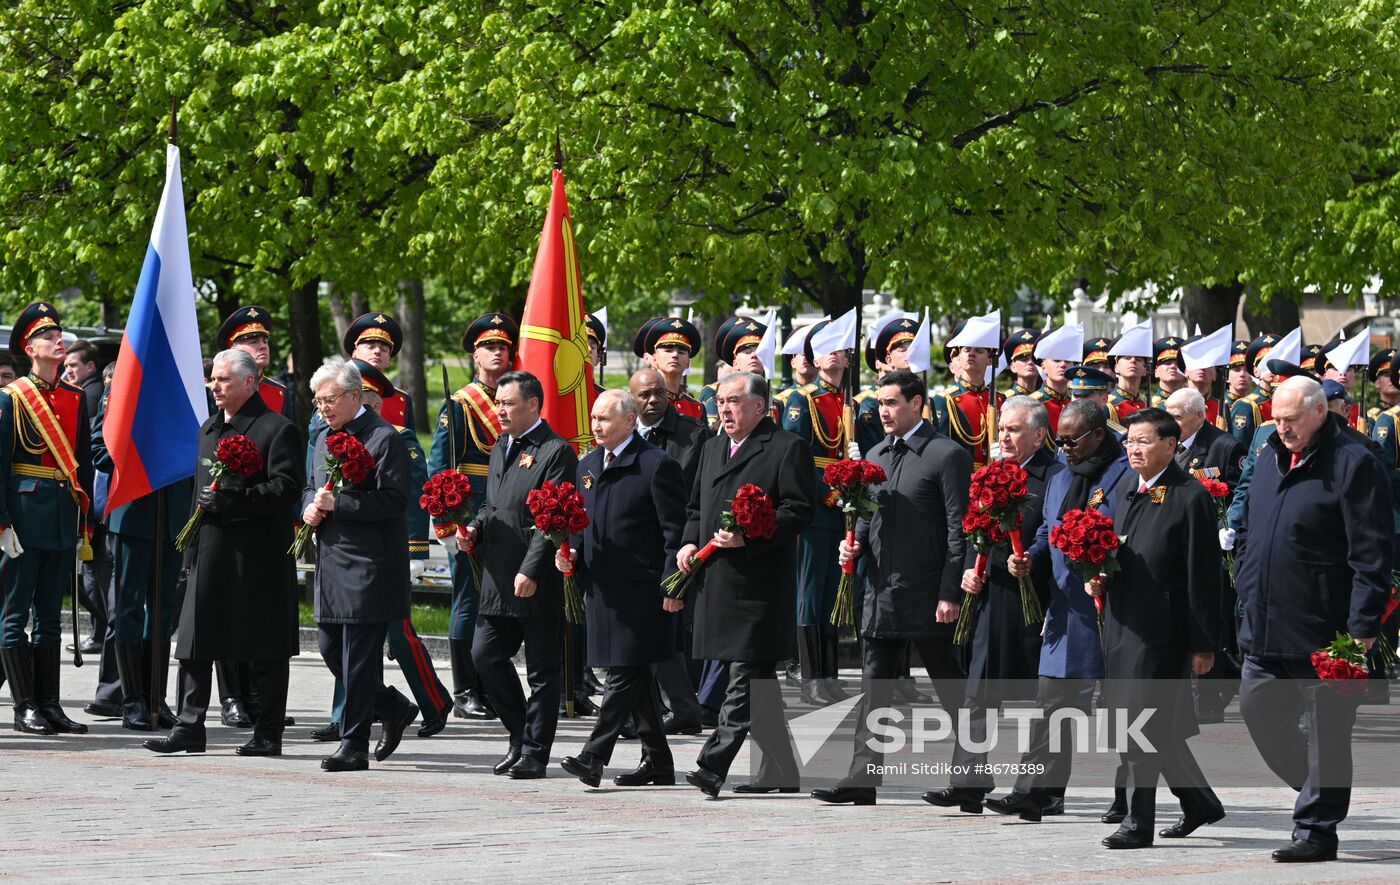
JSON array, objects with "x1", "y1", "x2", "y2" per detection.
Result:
[
  {"x1": 462, "y1": 370, "x2": 579, "y2": 779},
  {"x1": 302, "y1": 357, "x2": 419, "y2": 772}
]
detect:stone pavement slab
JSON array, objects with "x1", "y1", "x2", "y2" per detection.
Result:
[{"x1": 1, "y1": 656, "x2": 1398, "y2": 882}]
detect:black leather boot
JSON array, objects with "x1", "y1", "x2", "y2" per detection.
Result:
[
  {"x1": 114, "y1": 641, "x2": 152, "y2": 730},
  {"x1": 820, "y1": 623, "x2": 849, "y2": 701},
  {"x1": 151, "y1": 642, "x2": 177, "y2": 729},
  {"x1": 33, "y1": 642, "x2": 87, "y2": 733},
  {"x1": 3, "y1": 645, "x2": 55, "y2": 734}
]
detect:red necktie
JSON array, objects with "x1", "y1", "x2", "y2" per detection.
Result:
[
  {"x1": 1138, "y1": 480, "x2": 1148, "y2": 494},
  {"x1": 605, "y1": 451, "x2": 615, "y2": 469},
  {"x1": 1290, "y1": 452, "x2": 1302, "y2": 469}
]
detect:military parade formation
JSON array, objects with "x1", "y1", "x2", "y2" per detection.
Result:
[{"x1": 2, "y1": 299, "x2": 1396, "y2": 866}]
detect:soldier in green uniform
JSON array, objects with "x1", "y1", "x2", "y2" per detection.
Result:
[
  {"x1": 856, "y1": 316, "x2": 920, "y2": 455},
  {"x1": 0, "y1": 302, "x2": 95, "y2": 735},
  {"x1": 1224, "y1": 339, "x2": 1251, "y2": 416},
  {"x1": 1106, "y1": 334, "x2": 1150, "y2": 420},
  {"x1": 427, "y1": 313, "x2": 518, "y2": 721},
  {"x1": 1365, "y1": 349, "x2": 1398, "y2": 434},
  {"x1": 1149, "y1": 336, "x2": 1187, "y2": 406},
  {"x1": 1028, "y1": 334, "x2": 1073, "y2": 438},
  {"x1": 781, "y1": 319, "x2": 854, "y2": 705},
  {"x1": 1006, "y1": 329, "x2": 1044, "y2": 397},
  {"x1": 1228, "y1": 333, "x2": 1280, "y2": 444},
  {"x1": 1066, "y1": 366, "x2": 1125, "y2": 437},
  {"x1": 934, "y1": 320, "x2": 1004, "y2": 467},
  {"x1": 702, "y1": 316, "x2": 769, "y2": 430}
]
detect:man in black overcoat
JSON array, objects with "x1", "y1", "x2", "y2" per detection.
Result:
[
  {"x1": 558, "y1": 389, "x2": 688, "y2": 788},
  {"x1": 680, "y1": 372, "x2": 816, "y2": 797},
  {"x1": 301, "y1": 357, "x2": 418, "y2": 772},
  {"x1": 811, "y1": 370, "x2": 972, "y2": 807},
  {"x1": 143, "y1": 349, "x2": 301, "y2": 757},
  {"x1": 1094, "y1": 408, "x2": 1224, "y2": 849},
  {"x1": 631, "y1": 367, "x2": 707, "y2": 732},
  {"x1": 463, "y1": 370, "x2": 579, "y2": 779},
  {"x1": 1236, "y1": 376, "x2": 1393, "y2": 863}
]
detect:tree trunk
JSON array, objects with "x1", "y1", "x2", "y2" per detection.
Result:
[
  {"x1": 702, "y1": 313, "x2": 724, "y2": 385},
  {"x1": 1181, "y1": 280, "x2": 1244, "y2": 337},
  {"x1": 1241, "y1": 287, "x2": 1301, "y2": 339},
  {"x1": 396, "y1": 279, "x2": 429, "y2": 431},
  {"x1": 286, "y1": 280, "x2": 324, "y2": 432},
  {"x1": 326, "y1": 282, "x2": 353, "y2": 347}
]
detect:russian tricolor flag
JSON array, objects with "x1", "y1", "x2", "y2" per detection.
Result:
[{"x1": 104, "y1": 143, "x2": 209, "y2": 516}]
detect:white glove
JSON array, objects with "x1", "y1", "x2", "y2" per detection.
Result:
[
  {"x1": 409, "y1": 560, "x2": 425, "y2": 581},
  {"x1": 1218, "y1": 528, "x2": 1236, "y2": 551},
  {"x1": 988, "y1": 443, "x2": 1002, "y2": 461},
  {"x1": 0, "y1": 527, "x2": 23, "y2": 558},
  {"x1": 846, "y1": 440, "x2": 861, "y2": 459}
]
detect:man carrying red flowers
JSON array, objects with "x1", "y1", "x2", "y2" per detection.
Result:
[{"x1": 1235, "y1": 376, "x2": 1393, "y2": 863}]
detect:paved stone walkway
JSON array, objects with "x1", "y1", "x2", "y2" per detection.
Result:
[{"x1": 2, "y1": 656, "x2": 1398, "y2": 882}]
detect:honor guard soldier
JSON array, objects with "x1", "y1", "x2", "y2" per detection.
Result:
[
  {"x1": 1150, "y1": 336, "x2": 1187, "y2": 406},
  {"x1": 1082, "y1": 336, "x2": 1114, "y2": 380},
  {"x1": 1315, "y1": 344, "x2": 1363, "y2": 431},
  {"x1": 427, "y1": 312, "x2": 518, "y2": 722},
  {"x1": 934, "y1": 321, "x2": 1005, "y2": 467},
  {"x1": 856, "y1": 316, "x2": 920, "y2": 455},
  {"x1": 703, "y1": 316, "x2": 771, "y2": 429},
  {"x1": 1007, "y1": 330, "x2": 1045, "y2": 397},
  {"x1": 1228, "y1": 333, "x2": 1280, "y2": 444},
  {"x1": 1107, "y1": 335, "x2": 1150, "y2": 420},
  {"x1": 1065, "y1": 366, "x2": 1125, "y2": 436},
  {"x1": 0, "y1": 302, "x2": 95, "y2": 735},
  {"x1": 1225, "y1": 340, "x2": 1251, "y2": 413},
  {"x1": 1028, "y1": 334, "x2": 1072, "y2": 438},
  {"x1": 1181, "y1": 333, "x2": 1225, "y2": 429},
  {"x1": 310, "y1": 360, "x2": 453, "y2": 739},
  {"x1": 338, "y1": 312, "x2": 416, "y2": 432},
  {"x1": 781, "y1": 319, "x2": 855, "y2": 705},
  {"x1": 216, "y1": 306, "x2": 296, "y2": 421},
  {"x1": 778, "y1": 324, "x2": 821, "y2": 405},
  {"x1": 585, "y1": 313, "x2": 607, "y2": 395},
  {"x1": 1299, "y1": 344, "x2": 1323, "y2": 376},
  {"x1": 633, "y1": 316, "x2": 704, "y2": 422},
  {"x1": 1367, "y1": 349, "x2": 1398, "y2": 434}
]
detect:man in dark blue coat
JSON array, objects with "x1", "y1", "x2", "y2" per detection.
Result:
[
  {"x1": 990, "y1": 399, "x2": 1130, "y2": 821},
  {"x1": 1236, "y1": 375, "x2": 1393, "y2": 863},
  {"x1": 558, "y1": 390, "x2": 687, "y2": 788}
]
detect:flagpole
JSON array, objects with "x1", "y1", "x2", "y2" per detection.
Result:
[{"x1": 552, "y1": 129, "x2": 576, "y2": 719}]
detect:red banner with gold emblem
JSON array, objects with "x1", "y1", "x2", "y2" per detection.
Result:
[{"x1": 515, "y1": 167, "x2": 596, "y2": 449}]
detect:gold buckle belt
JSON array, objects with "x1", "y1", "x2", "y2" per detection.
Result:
[
  {"x1": 456, "y1": 463, "x2": 489, "y2": 477},
  {"x1": 813, "y1": 456, "x2": 838, "y2": 468},
  {"x1": 12, "y1": 464, "x2": 64, "y2": 481}
]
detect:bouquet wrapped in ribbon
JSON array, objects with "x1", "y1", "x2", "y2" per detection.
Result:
[
  {"x1": 1311, "y1": 632, "x2": 1371, "y2": 696},
  {"x1": 175, "y1": 434, "x2": 263, "y2": 550},
  {"x1": 1048, "y1": 507, "x2": 1122, "y2": 636},
  {"x1": 662, "y1": 483, "x2": 777, "y2": 601},
  {"x1": 822, "y1": 458, "x2": 886, "y2": 628},
  {"x1": 525, "y1": 480, "x2": 589, "y2": 623},
  {"x1": 289, "y1": 431, "x2": 375, "y2": 558},
  {"x1": 421, "y1": 471, "x2": 483, "y2": 587},
  {"x1": 954, "y1": 459, "x2": 1034, "y2": 644},
  {"x1": 1197, "y1": 476, "x2": 1233, "y2": 580}
]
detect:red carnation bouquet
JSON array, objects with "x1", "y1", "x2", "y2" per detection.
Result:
[
  {"x1": 422, "y1": 471, "x2": 483, "y2": 587},
  {"x1": 662, "y1": 483, "x2": 777, "y2": 601},
  {"x1": 954, "y1": 459, "x2": 1034, "y2": 644},
  {"x1": 289, "y1": 431, "x2": 376, "y2": 558},
  {"x1": 1048, "y1": 507, "x2": 1122, "y2": 636},
  {"x1": 1198, "y1": 476, "x2": 1233, "y2": 579},
  {"x1": 823, "y1": 459, "x2": 886, "y2": 628},
  {"x1": 525, "y1": 480, "x2": 589, "y2": 623},
  {"x1": 1311, "y1": 632, "x2": 1371, "y2": 696},
  {"x1": 175, "y1": 434, "x2": 264, "y2": 550}
]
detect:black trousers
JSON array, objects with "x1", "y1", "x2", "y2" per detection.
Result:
[
  {"x1": 90, "y1": 533, "x2": 122, "y2": 708},
  {"x1": 847, "y1": 634, "x2": 966, "y2": 785},
  {"x1": 1120, "y1": 738, "x2": 1221, "y2": 834},
  {"x1": 472, "y1": 614, "x2": 562, "y2": 762},
  {"x1": 653, "y1": 652, "x2": 702, "y2": 723},
  {"x1": 173, "y1": 657, "x2": 290, "y2": 742},
  {"x1": 318, "y1": 622, "x2": 390, "y2": 752},
  {"x1": 1240, "y1": 655, "x2": 1360, "y2": 849},
  {"x1": 78, "y1": 523, "x2": 112, "y2": 636},
  {"x1": 583, "y1": 664, "x2": 672, "y2": 768},
  {"x1": 696, "y1": 660, "x2": 798, "y2": 785},
  {"x1": 1013, "y1": 677, "x2": 1095, "y2": 801}
]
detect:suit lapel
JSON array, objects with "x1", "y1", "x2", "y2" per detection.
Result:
[{"x1": 716, "y1": 427, "x2": 768, "y2": 483}]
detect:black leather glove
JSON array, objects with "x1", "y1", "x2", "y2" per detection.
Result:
[{"x1": 196, "y1": 486, "x2": 223, "y2": 513}]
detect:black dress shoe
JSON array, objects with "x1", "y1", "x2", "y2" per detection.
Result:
[
  {"x1": 417, "y1": 715, "x2": 446, "y2": 738},
  {"x1": 143, "y1": 730, "x2": 205, "y2": 754},
  {"x1": 374, "y1": 696, "x2": 419, "y2": 762},
  {"x1": 560, "y1": 754, "x2": 604, "y2": 787},
  {"x1": 69, "y1": 636, "x2": 103, "y2": 655},
  {"x1": 455, "y1": 689, "x2": 496, "y2": 720},
  {"x1": 1042, "y1": 796, "x2": 1065, "y2": 816},
  {"x1": 38, "y1": 704, "x2": 88, "y2": 734},
  {"x1": 892, "y1": 678, "x2": 933, "y2": 704},
  {"x1": 583, "y1": 668, "x2": 605, "y2": 695},
  {"x1": 508, "y1": 756, "x2": 547, "y2": 779},
  {"x1": 686, "y1": 768, "x2": 723, "y2": 798},
  {"x1": 1102, "y1": 829, "x2": 1153, "y2": 849},
  {"x1": 120, "y1": 699, "x2": 152, "y2": 731},
  {"x1": 618, "y1": 717, "x2": 639, "y2": 740},
  {"x1": 699, "y1": 707, "x2": 718, "y2": 728},
  {"x1": 156, "y1": 704, "x2": 178, "y2": 730},
  {"x1": 1272, "y1": 838, "x2": 1337, "y2": 862},
  {"x1": 83, "y1": 700, "x2": 123, "y2": 719},
  {"x1": 820, "y1": 678, "x2": 849, "y2": 702},
  {"x1": 561, "y1": 691, "x2": 600, "y2": 717},
  {"x1": 321, "y1": 745, "x2": 369, "y2": 771},
  {"x1": 733, "y1": 782, "x2": 799, "y2": 794},
  {"x1": 492, "y1": 746, "x2": 522, "y2": 775},
  {"x1": 236, "y1": 736, "x2": 282, "y2": 757},
  {"x1": 800, "y1": 680, "x2": 831, "y2": 706},
  {"x1": 220, "y1": 699, "x2": 253, "y2": 729},
  {"x1": 811, "y1": 786, "x2": 876, "y2": 805},
  {"x1": 1101, "y1": 800, "x2": 1128, "y2": 824},
  {"x1": 663, "y1": 715, "x2": 703, "y2": 735},
  {"x1": 14, "y1": 706, "x2": 56, "y2": 735},
  {"x1": 614, "y1": 759, "x2": 676, "y2": 786},
  {"x1": 984, "y1": 792, "x2": 1042, "y2": 822},
  {"x1": 1159, "y1": 808, "x2": 1225, "y2": 838},
  {"x1": 310, "y1": 722, "x2": 341, "y2": 742},
  {"x1": 921, "y1": 787, "x2": 986, "y2": 814}
]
